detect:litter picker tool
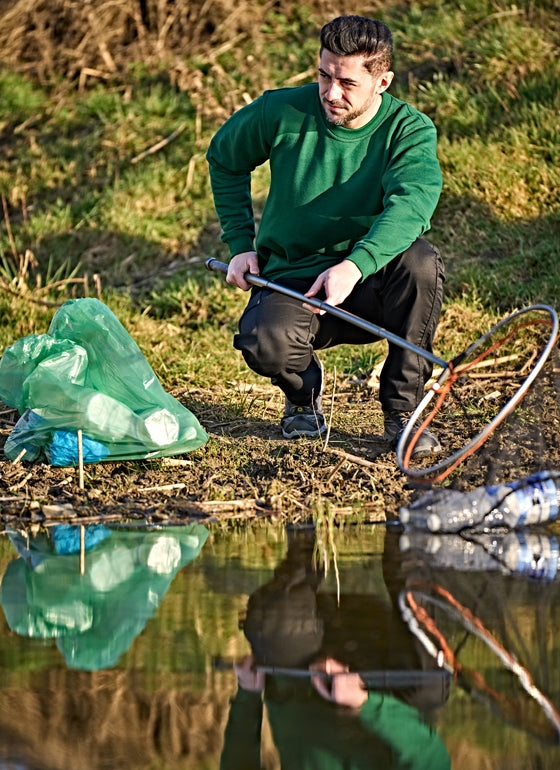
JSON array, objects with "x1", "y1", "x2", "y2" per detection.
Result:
[
  {"x1": 206, "y1": 258, "x2": 558, "y2": 483},
  {"x1": 212, "y1": 656, "x2": 451, "y2": 691}
]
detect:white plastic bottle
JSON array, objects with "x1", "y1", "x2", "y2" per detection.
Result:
[{"x1": 399, "y1": 471, "x2": 560, "y2": 533}]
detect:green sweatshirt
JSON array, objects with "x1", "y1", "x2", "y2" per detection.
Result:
[
  {"x1": 220, "y1": 683, "x2": 451, "y2": 769},
  {"x1": 206, "y1": 83, "x2": 442, "y2": 281}
]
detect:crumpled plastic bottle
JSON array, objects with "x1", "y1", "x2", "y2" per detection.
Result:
[{"x1": 399, "y1": 471, "x2": 560, "y2": 533}]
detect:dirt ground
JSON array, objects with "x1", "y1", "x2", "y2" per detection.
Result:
[{"x1": 1, "y1": 350, "x2": 559, "y2": 530}]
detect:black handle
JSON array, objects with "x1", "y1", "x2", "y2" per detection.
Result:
[{"x1": 205, "y1": 257, "x2": 229, "y2": 275}]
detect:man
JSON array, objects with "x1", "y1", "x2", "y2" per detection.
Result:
[{"x1": 206, "y1": 15, "x2": 445, "y2": 457}]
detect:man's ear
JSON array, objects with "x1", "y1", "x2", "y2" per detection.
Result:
[{"x1": 376, "y1": 70, "x2": 395, "y2": 94}]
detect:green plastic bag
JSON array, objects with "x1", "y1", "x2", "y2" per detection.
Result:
[
  {"x1": 0, "y1": 298, "x2": 208, "y2": 465},
  {"x1": 1, "y1": 524, "x2": 209, "y2": 670}
]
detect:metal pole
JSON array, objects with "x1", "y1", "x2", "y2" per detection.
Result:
[{"x1": 206, "y1": 258, "x2": 447, "y2": 369}]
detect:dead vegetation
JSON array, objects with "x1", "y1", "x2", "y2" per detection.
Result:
[
  {"x1": 0, "y1": 668, "x2": 237, "y2": 770},
  {"x1": 0, "y1": 0, "x2": 338, "y2": 118},
  {"x1": 1, "y1": 0, "x2": 262, "y2": 79}
]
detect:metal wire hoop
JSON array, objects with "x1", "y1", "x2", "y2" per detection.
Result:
[
  {"x1": 399, "y1": 581, "x2": 560, "y2": 741},
  {"x1": 397, "y1": 304, "x2": 559, "y2": 482}
]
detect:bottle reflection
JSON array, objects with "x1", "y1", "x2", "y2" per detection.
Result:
[
  {"x1": 399, "y1": 529, "x2": 560, "y2": 744},
  {"x1": 220, "y1": 529, "x2": 451, "y2": 770},
  {"x1": 0, "y1": 523, "x2": 209, "y2": 670}
]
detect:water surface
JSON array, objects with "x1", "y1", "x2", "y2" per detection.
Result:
[{"x1": 1, "y1": 520, "x2": 559, "y2": 769}]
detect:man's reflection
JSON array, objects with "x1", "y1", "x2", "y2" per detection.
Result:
[
  {"x1": 0, "y1": 523, "x2": 209, "y2": 670},
  {"x1": 220, "y1": 528, "x2": 451, "y2": 769}
]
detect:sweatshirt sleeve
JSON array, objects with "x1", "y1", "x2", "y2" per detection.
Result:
[
  {"x1": 347, "y1": 115, "x2": 442, "y2": 278},
  {"x1": 206, "y1": 96, "x2": 271, "y2": 259},
  {"x1": 359, "y1": 691, "x2": 451, "y2": 770}
]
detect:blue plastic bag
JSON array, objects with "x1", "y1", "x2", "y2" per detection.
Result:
[{"x1": 0, "y1": 298, "x2": 208, "y2": 465}]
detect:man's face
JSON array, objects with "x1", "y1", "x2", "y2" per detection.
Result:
[{"x1": 318, "y1": 49, "x2": 393, "y2": 129}]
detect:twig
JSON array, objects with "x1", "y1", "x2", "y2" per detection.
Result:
[
  {"x1": 78, "y1": 67, "x2": 111, "y2": 91},
  {"x1": 137, "y1": 483, "x2": 186, "y2": 493},
  {"x1": 201, "y1": 33, "x2": 246, "y2": 63},
  {"x1": 33, "y1": 276, "x2": 88, "y2": 295},
  {"x1": 86, "y1": 10, "x2": 117, "y2": 72},
  {"x1": 93, "y1": 273, "x2": 102, "y2": 300},
  {"x1": 465, "y1": 370, "x2": 525, "y2": 380},
  {"x1": 324, "y1": 447, "x2": 377, "y2": 470},
  {"x1": 8, "y1": 472, "x2": 33, "y2": 491},
  {"x1": 161, "y1": 457, "x2": 193, "y2": 467},
  {"x1": 165, "y1": 498, "x2": 277, "y2": 516},
  {"x1": 183, "y1": 153, "x2": 203, "y2": 193},
  {"x1": 469, "y1": 7, "x2": 523, "y2": 33},
  {"x1": 10, "y1": 449, "x2": 27, "y2": 465},
  {"x1": 131, "y1": 123, "x2": 187, "y2": 164},
  {"x1": 285, "y1": 66, "x2": 316, "y2": 85},
  {"x1": 323, "y1": 365, "x2": 336, "y2": 450},
  {"x1": 325, "y1": 457, "x2": 346, "y2": 483},
  {"x1": 1, "y1": 194, "x2": 18, "y2": 260},
  {"x1": 78, "y1": 429, "x2": 84, "y2": 489},
  {"x1": 0, "y1": 278, "x2": 63, "y2": 308}
]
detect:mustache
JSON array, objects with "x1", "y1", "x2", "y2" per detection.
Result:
[{"x1": 323, "y1": 98, "x2": 346, "y2": 109}]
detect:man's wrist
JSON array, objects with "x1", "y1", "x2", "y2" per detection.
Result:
[
  {"x1": 345, "y1": 250, "x2": 377, "y2": 280},
  {"x1": 342, "y1": 259, "x2": 363, "y2": 280}
]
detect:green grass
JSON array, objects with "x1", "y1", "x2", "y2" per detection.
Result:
[{"x1": 0, "y1": 0, "x2": 558, "y2": 380}]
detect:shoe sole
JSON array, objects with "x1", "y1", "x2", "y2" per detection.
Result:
[{"x1": 281, "y1": 424, "x2": 327, "y2": 439}]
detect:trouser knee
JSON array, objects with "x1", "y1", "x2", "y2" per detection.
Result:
[
  {"x1": 235, "y1": 327, "x2": 284, "y2": 377},
  {"x1": 234, "y1": 289, "x2": 318, "y2": 378}
]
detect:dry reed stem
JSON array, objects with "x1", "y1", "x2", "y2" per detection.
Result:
[
  {"x1": 131, "y1": 122, "x2": 187, "y2": 164},
  {"x1": 77, "y1": 429, "x2": 84, "y2": 489}
]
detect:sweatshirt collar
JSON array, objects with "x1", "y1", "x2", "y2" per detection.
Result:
[{"x1": 316, "y1": 88, "x2": 391, "y2": 139}]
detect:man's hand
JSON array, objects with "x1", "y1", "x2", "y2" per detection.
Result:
[
  {"x1": 304, "y1": 260, "x2": 362, "y2": 313},
  {"x1": 234, "y1": 654, "x2": 265, "y2": 693},
  {"x1": 227, "y1": 251, "x2": 260, "y2": 291},
  {"x1": 310, "y1": 657, "x2": 368, "y2": 709}
]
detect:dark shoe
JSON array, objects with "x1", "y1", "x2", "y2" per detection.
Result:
[
  {"x1": 382, "y1": 410, "x2": 441, "y2": 458},
  {"x1": 281, "y1": 397, "x2": 326, "y2": 438}
]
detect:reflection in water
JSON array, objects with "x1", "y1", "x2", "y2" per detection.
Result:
[
  {"x1": 1, "y1": 523, "x2": 209, "y2": 670},
  {"x1": 0, "y1": 522, "x2": 559, "y2": 768},
  {"x1": 221, "y1": 529, "x2": 451, "y2": 769},
  {"x1": 400, "y1": 529, "x2": 560, "y2": 745}
]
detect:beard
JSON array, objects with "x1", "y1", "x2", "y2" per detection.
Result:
[{"x1": 322, "y1": 92, "x2": 378, "y2": 128}]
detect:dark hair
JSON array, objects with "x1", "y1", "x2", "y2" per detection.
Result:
[{"x1": 320, "y1": 15, "x2": 393, "y2": 75}]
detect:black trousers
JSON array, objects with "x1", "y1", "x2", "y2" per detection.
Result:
[{"x1": 234, "y1": 238, "x2": 445, "y2": 413}]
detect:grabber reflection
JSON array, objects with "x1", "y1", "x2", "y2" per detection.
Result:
[{"x1": 399, "y1": 529, "x2": 560, "y2": 744}]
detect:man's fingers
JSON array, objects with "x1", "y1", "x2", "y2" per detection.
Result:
[
  {"x1": 311, "y1": 674, "x2": 333, "y2": 701},
  {"x1": 227, "y1": 251, "x2": 259, "y2": 291}
]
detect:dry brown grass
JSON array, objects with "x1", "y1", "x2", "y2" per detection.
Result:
[
  {"x1": 0, "y1": 0, "x2": 337, "y2": 80},
  {"x1": 0, "y1": 0, "x2": 340, "y2": 122},
  {"x1": 0, "y1": 668, "x2": 237, "y2": 769}
]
